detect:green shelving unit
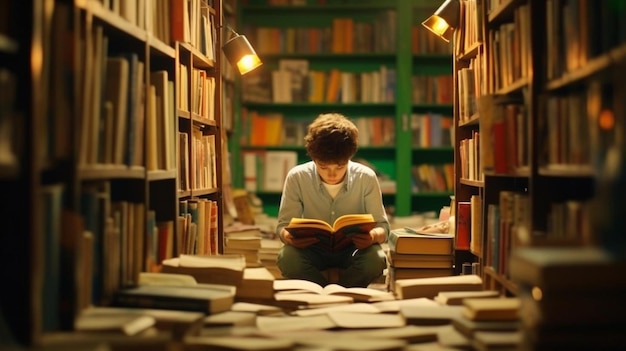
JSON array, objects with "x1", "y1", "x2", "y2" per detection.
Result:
[{"x1": 231, "y1": 0, "x2": 453, "y2": 218}]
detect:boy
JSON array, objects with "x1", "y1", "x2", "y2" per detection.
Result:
[{"x1": 276, "y1": 113, "x2": 389, "y2": 287}]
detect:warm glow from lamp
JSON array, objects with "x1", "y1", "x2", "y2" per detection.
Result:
[
  {"x1": 222, "y1": 31, "x2": 263, "y2": 75},
  {"x1": 236, "y1": 54, "x2": 263, "y2": 75},
  {"x1": 421, "y1": 0, "x2": 460, "y2": 43}
]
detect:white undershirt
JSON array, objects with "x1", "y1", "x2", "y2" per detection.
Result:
[{"x1": 323, "y1": 181, "x2": 343, "y2": 199}]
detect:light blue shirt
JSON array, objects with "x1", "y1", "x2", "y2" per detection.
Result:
[{"x1": 276, "y1": 160, "x2": 390, "y2": 242}]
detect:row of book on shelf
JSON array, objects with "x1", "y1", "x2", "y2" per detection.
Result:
[
  {"x1": 410, "y1": 163, "x2": 454, "y2": 193},
  {"x1": 240, "y1": 109, "x2": 399, "y2": 147},
  {"x1": 411, "y1": 74, "x2": 453, "y2": 105},
  {"x1": 77, "y1": 26, "x2": 178, "y2": 172},
  {"x1": 461, "y1": 87, "x2": 611, "y2": 184},
  {"x1": 244, "y1": 60, "x2": 396, "y2": 104},
  {"x1": 241, "y1": 109, "x2": 451, "y2": 149},
  {"x1": 177, "y1": 130, "x2": 218, "y2": 192},
  {"x1": 244, "y1": 10, "x2": 397, "y2": 54}
]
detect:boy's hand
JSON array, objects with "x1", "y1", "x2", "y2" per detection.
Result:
[
  {"x1": 282, "y1": 230, "x2": 319, "y2": 248},
  {"x1": 351, "y1": 227, "x2": 386, "y2": 249},
  {"x1": 350, "y1": 233, "x2": 374, "y2": 249}
]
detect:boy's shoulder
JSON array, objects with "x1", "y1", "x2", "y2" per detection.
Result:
[{"x1": 349, "y1": 160, "x2": 377, "y2": 176}]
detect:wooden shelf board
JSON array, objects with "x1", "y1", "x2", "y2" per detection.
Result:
[{"x1": 78, "y1": 165, "x2": 145, "y2": 180}]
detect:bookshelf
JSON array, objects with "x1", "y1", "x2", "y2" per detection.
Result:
[
  {"x1": 0, "y1": 0, "x2": 226, "y2": 346},
  {"x1": 230, "y1": 0, "x2": 454, "y2": 218},
  {"x1": 452, "y1": 0, "x2": 626, "y2": 295}
]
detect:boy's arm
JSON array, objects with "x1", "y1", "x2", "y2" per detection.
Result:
[{"x1": 276, "y1": 171, "x2": 304, "y2": 244}]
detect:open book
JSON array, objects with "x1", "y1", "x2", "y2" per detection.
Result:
[
  {"x1": 285, "y1": 214, "x2": 376, "y2": 252},
  {"x1": 274, "y1": 279, "x2": 395, "y2": 303}
]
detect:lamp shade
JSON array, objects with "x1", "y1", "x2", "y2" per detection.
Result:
[
  {"x1": 421, "y1": 0, "x2": 460, "y2": 43},
  {"x1": 222, "y1": 34, "x2": 262, "y2": 75}
]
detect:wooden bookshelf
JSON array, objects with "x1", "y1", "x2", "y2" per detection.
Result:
[
  {"x1": 452, "y1": 0, "x2": 626, "y2": 298},
  {"x1": 0, "y1": 0, "x2": 226, "y2": 346}
]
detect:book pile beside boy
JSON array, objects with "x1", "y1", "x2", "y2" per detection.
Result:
[{"x1": 387, "y1": 223, "x2": 455, "y2": 286}]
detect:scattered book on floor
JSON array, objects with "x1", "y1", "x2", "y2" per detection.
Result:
[
  {"x1": 399, "y1": 305, "x2": 465, "y2": 326},
  {"x1": 274, "y1": 279, "x2": 396, "y2": 302},
  {"x1": 184, "y1": 335, "x2": 295, "y2": 351},
  {"x1": 256, "y1": 311, "x2": 406, "y2": 332},
  {"x1": 471, "y1": 330, "x2": 522, "y2": 351},
  {"x1": 77, "y1": 305, "x2": 205, "y2": 338},
  {"x1": 74, "y1": 310, "x2": 156, "y2": 336},
  {"x1": 434, "y1": 290, "x2": 500, "y2": 306},
  {"x1": 462, "y1": 297, "x2": 520, "y2": 321},
  {"x1": 202, "y1": 310, "x2": 258, "y2": 328},
  {"x1": 285, "y1": 213, "x2": 376, "y2": 252},
  {"x1": 291, "y1": 302, "x2": 382, "y2": 317},
  {"x1": 327, "y1": 325, "x2": 439, "y2": 344},
  {"x1": 452, "y1": 315, "x2": 520, "y2": 338},
  {"x1": 160, "y1": 254, "x2": 246, "y2": 286},
  {"x1": 388, "y1": 228, "x2": 454, "y2": 255},
  {"x1": 394, "y1": 274, "x2": 483, "y2": 300},
  {"x1": 236, "y1": 266, "x2": 276, "y2": 301},
  {"x1": 273, "y1": 292, "x2": 355, "y2": 309},
  {"x1": 229, "y1": 301, "x2": 283, "y2": 315},
  {"x1": 112, "y1": 284, "x2": 236, "y2": 315}
]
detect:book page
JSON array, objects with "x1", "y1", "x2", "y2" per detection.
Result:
[
  {"x1": 332, "y1": 213, "x2": 375, "y2": 230},
  {"x1": 273, "y1": 279, "x2": 324, "y2": 294}
]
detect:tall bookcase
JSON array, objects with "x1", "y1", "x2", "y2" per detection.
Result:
[
  {"x1": 0, "y1": 0, "x2": 225, "y2": 346},
  {"x1": 453, "y1": 0, "x2": 626, "y2": 294},
  {"x1": 230, "y1": 0, "x2": 455, "y2": 219}
]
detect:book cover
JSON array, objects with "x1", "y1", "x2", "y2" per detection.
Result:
[
  {"x1": 112, "y1": 284, "x2": 235, "y2": 315},
  {"x1": 462, "y1": 297, "x2": 521, "y2": 321},
  {"x1": 160, "y1": 254, "x2": 246, "y2": 286},
  {"x1": 387, "y1": 228, "x2": 454, "y2": 255},
  {"x1": 388, "y1": 251, "x2": 453, "y2": 269},
  {"x1": 285, "y1": 214, "x2": 376, "y2": 252},
  {"x1": 394, "y1": 274, "x2": 483, "y2": 300}
]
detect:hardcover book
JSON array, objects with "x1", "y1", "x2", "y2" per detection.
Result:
[
  {"x1": 285, "y1": 213, "x2": 376, "y2": 252},
  {"x1": 388, "y1": 228, "x2": 454, "y2": 255},
  {"x1": 112, "y1": 284, "x2": 235, "y2": 315}
]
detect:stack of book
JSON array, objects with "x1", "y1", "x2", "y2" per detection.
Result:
[
  {"x1": 223, "y1": 223, "x2": 263, "y2": 267},
  {"x1": 509, "y1": 246, "x2": 626, "y2": 350},
  {"x1": 160, "y1": 254, "x2": 246, "y2": 287},
  {"x1": 387, "y1": 227, "x2": 455, "y2": 284},
  {"x1": 259, "y1": 238, "x2": 283, "y2": 279}
]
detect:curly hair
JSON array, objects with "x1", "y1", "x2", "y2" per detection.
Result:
[{"x1": 304, "y1": 113, "x2": 358, "y2": 164}]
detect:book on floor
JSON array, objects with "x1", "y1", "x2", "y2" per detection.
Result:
[
  {"x1": 434, "y1": 290, "x2": 500, "y2": 306},
  {"x1": 285, "y1": 213, "x2": 376, "y2": 252},
  {"x1": 160, "y1": 254, "x2": 246, "y2": 286},
  {"x1": 236, "y1": 266, "x2": 276, "y2": 301},
  {"x1": 74, "y1": 311, "x2": 156, "y2": 336},
  {"x1": 388, "y1": 228, "x2": 454, "y2": 255},
  {"x1": 394, "y1": 274, "x2": 483, "y2": 300},
  {"x1": 462, "y1": 297, "x2": 520, "y2": 321},
  {"x1": 111, "y1": 284, "x2": 235, "y2": 315},
  {"x1": 274, "y1": 279, "x2": 395, "y2": 302}
]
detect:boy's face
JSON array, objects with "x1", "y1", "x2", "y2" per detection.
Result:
[{"x1": 314, "y1": 161, "x2": 348, "y2": 185}]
